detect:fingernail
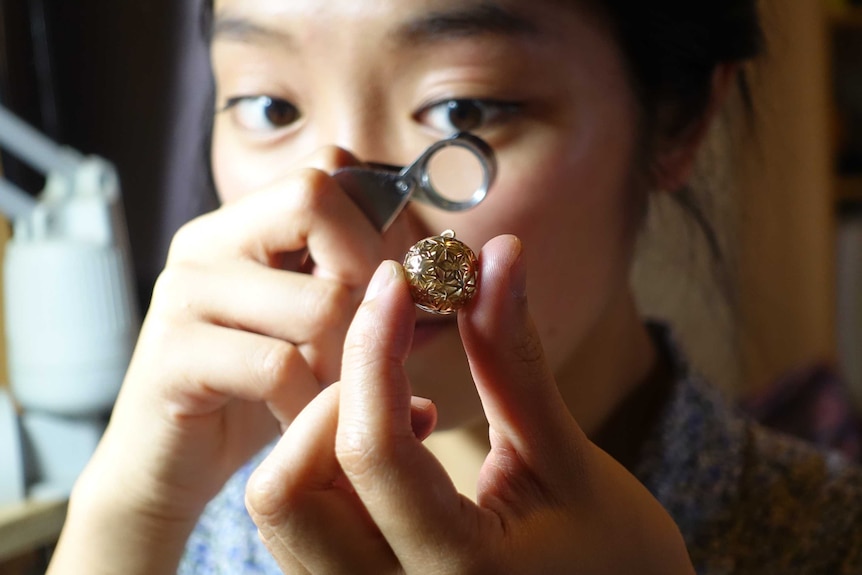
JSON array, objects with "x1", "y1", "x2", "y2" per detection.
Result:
[
  {"x1": 509, "y1": 238, "x2": 527, "y2": 299},
  {"x1": 410, "y1": 396, "x2": 437, "y2": 440},
  {"x1": 410, "y1": 396, "x2": 434, "y2": 410},
  {"x1": 363, "y1": 260, "x2": 399, "y2": 303}
]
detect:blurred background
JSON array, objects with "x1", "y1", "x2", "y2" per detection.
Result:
[
  {"x1": 0, "y1": 0, "x2": 213, "y2": 313},
  {"x1": 0, "y1": 0, "x2": 860, "y2": 573},
  {"x1": 0, "y1": 2, "x2": 211, "y2": 573}
]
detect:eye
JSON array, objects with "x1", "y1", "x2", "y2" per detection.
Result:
[
  {"x1": 416, "y1": 98, "x2": 520, "y2": 135},
  {"x1": 220, "y1": 96, "x2": 300, "y2": 133}
]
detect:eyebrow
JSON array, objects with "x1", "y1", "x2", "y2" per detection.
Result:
[{"x1": 392, "y1": 3, "x2": 540, "y2": 45}]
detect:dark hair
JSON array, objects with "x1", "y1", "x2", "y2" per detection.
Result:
[
  {"x1": 594, "y1": 2, "x2": 763, "y2": 141},
  {"x1": 584, "y1": 1, "x2": 764, "y2": 261}
]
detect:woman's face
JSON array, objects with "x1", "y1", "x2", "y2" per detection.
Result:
[{"x1": 210, "y1": 0, "x2": 643, "y2": 427}]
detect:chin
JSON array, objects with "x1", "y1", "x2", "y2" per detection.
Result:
[{"x1": 406, "y1": 320, "x2": 484, "y2": 430}]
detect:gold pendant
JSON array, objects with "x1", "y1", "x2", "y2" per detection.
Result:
[{"x1": 402, "y1": 230, "x2": 479, "y2": 315}]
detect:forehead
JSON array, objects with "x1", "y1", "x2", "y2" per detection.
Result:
[
  {"x1": 211, "y1": 0, "x2": 562, "y2": 20},
  {"x1": 210, "y1": 0, "x2": 607, "y2": 50}
]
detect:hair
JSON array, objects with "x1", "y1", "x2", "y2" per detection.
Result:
[
  {"x1": 593, "y1": 2, "x2": 763, "y2": 139},
  {"x1": 583, "y1": 1, "x2": 764, "y2": 260}
]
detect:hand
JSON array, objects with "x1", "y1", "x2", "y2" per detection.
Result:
[
  {"x1": 51, "y1": 148, "x2": 411, "y2": 574},
  {"x1": 246, "y1": 235, "x2": 694, "y2": 575}
]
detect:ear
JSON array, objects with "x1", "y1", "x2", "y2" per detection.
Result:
[{"x1": 652, "y1": 63, "x2": 739, "y2": 192}]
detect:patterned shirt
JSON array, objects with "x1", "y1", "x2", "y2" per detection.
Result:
[{"x1": 179, "y1": 327, "x2": 862, "y2": 574}]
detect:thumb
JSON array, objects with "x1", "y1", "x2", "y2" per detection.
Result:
[{"x1": 458, "y1": 235, "x2": 587, "y2": 490}]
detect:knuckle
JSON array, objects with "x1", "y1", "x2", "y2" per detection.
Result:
[
  {"x1": 251, "y1": 340, "x2": 299, "y2": 395},
  {"x1": 137, "y1": 312, "x2": 180, "y2": 350},
  {"x1": 341, "y1": 331, "x2": 383, "y2": 371},
  {"x1": 305, "y1": 281, "x2": 356, "y2": 337},
  {"x1": 149, "y1": 265, "x2": 196, "y2": 319},
  {"x1": 293, "y1": 168, "x2": 337, "y2": 213},
  {"x1": 167, "y1": 217, "x2": 208, "y2": 262},
  {"x1": 325, "y1": 280, "x2": 358, "y2": 318},
  {"x1": 307, "y1": 145, "x2": 359, "y2": 172},
  {"x1": 511, "y1": 329, "x2": 546, "y2": 370},
  {"x1": 335, "y1": 431, "x2": 391, "y2": 482},
  {"x1": 134, "y1": 317, "x2": 183, "y2": 374},
  {"x1": 245, "y1": 473, "x2": 288, "y2": 522},
  {"x1": 342, "y1": 328, "x2": 371, "y2": 355},
  {"x1": 245, "y1": 475, "x2": 311, "y2": 560}
]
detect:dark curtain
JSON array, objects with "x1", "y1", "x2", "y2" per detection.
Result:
[{"x1": 0, "y1": 0, "x2": 213, "y2": 310}]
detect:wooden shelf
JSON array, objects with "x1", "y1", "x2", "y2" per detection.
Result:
[
  {"x1": 830, "y1": 6, "x2": 862, "y2": 28},
  {"x1": 837, "y1": 175, "x2": 862, "y2": 203},
  {"x1": 0, "y1": 499, "x2": 67, "y2": 562}
]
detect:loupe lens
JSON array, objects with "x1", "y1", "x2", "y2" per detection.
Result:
[{"x1": 425, "y1": 145, "x2": 486, "y2": 203}]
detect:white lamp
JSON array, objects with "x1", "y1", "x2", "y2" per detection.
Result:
[
  {"x1": 0, "y1": 388, "x2": 24, "y2": 506},
  {"x1": 0, "y1": 105, "x2": 139, "y2": 496}
]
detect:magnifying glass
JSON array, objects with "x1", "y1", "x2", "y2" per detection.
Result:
[{"x1": 333, "y1": 132, "x2": 496, "y2": 232}]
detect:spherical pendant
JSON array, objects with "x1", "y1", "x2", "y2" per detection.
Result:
[{"x1": 402, "y1": 230, "x2": 479, "y2": 315}]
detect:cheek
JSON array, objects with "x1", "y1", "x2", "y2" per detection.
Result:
[
  {"x1": 212, "y1": 122, "x2": 251, "y2": 204},
  {"x1": 485, "y1": 142, "x2": 639, "y2": 372}
]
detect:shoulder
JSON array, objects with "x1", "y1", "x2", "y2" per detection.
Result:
[
  {"x1": 179, "y1": 443, "x2": 281, "y2": 575},
  {"x1": 730, "y1": 424, "x2": 862, "y2": 571},
  {"x1": 637, "y1": 323, "x2": 862, "y2": 573}
]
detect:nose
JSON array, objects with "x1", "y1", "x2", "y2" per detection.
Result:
[
  {"x1": 312, "y1": 84, "x2": 405, "y2": 168},
  {"x1": 305, "y1": 91, "x2": 431, "y2": 251},
  {"x1": 300, "y1": 145, "x2": 365, "y2": 174}
]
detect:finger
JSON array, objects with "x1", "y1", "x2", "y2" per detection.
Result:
[
  {"x1": 155, "y1": 259, "x2": 359, "y2": 344},
  {"x1": 336, "y1": 261, "x2": 497, "y2": 570},
  {"x1": 255, "y1": 549, "x2": 309, "y2": 575},
  {"x1": 299, "y1": 145, "x2": 365, "y2": 174},
  {"x1": 246, "y1": 383, "x2": 400, "y2": 575},
  {"x1": 138, "y1": 319, "x2": 319, "y2": 428},
  {"x1": 168, "y1": 167, "x2": 381, "y2": 286},
  {"x1": 458, "y1": 236, "x2": 587, "y2": 496},
  {"x1": 152, "y1": 261, "x2": 358, "y2": 384},
  {"x1": 409, "y1": 395, "x2": 438, "y2": 441}
]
